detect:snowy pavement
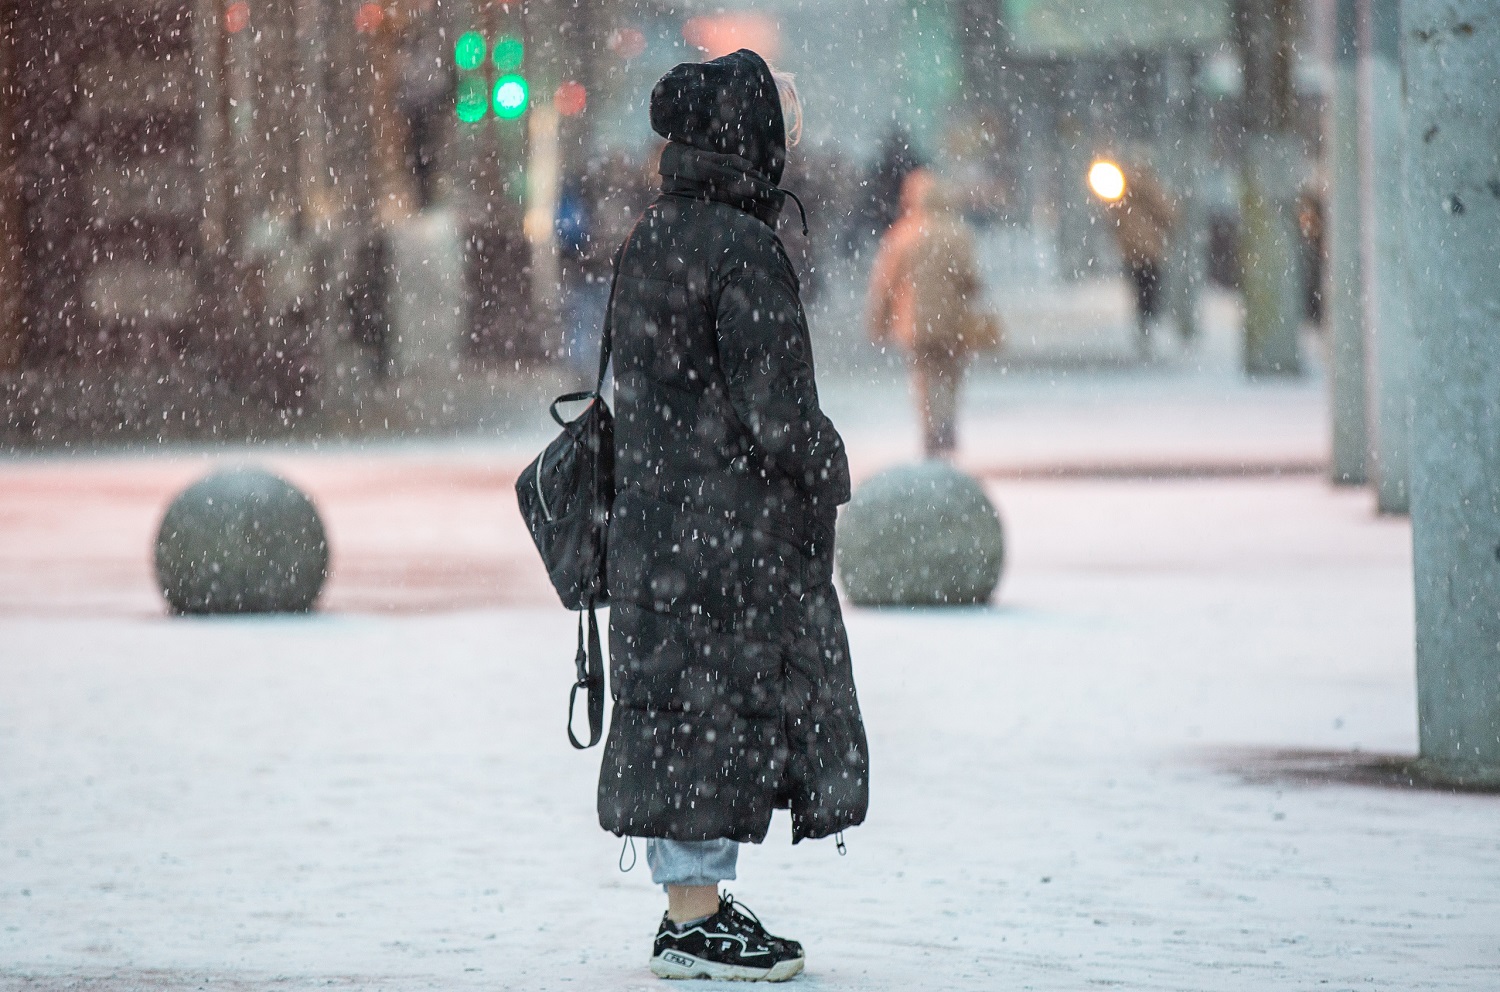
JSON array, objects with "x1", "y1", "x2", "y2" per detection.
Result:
[
  {"x1": 5, "y1": 462, "x2": 1498, "y2": 990},
  {"x1": 2, "y1": 286, "x2": 1489, "y2": 990}
]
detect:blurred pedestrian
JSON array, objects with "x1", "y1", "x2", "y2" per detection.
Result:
[
  {"x1": 395, "y1": 0, "x2": 453, "y2": 210},
  {"x1": 1298, "y1": 188, "x2": 1325, "y2": 327},
  {"x1": 849, "y1": 127, "x2": 924, "y2": 251},
  {"x1": 865, "y1": 168, "x2": 999, "y2": 459},
  {"x1": 557, "y1": 152, "x2": 645, "y2": 378},
  {"x1": 602, "y1": 49, "x2": 868, "y2": 982},
  {"x1": 1100, "y1": 158, "x2": 1178, "y2": 347}
]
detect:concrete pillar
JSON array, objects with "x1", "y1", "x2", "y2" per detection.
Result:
[
  {"x1": 1324, "y1": 0, "x2": 1366, "y2": 485},
  {"x1": 1403, "y1": 0, "x2": 1500, "y2": 786},
  {"x1": 526, "y1": 103, "x2": 563, "y2": 358},
  {"x1": 1237, "y1": 0, "x2": 1303, "y2": 376},
  {"x1": 295, "y1": 0, "x2": 333, "y2": 229},
  {"x1": 0, "y1": 0, "x2": 24, "y2": 370},
  {"x1": 293, "y1": 0, "x2": 343, "y2": 374},
  {"x1": 192, "y1": 0, "x2": 244, "y2": 371},
  {"x1": 1359, "y1": 0, "x2": 1413, "y2": 514},
  {"x1": 193, "y1": 0, "x2": 235, "y2": 259},
  {"x1": 522, "y1": 0, "x2": 571, "y2": 360},
  {"x1": 1160, "y1": 49, "x2": 1204, "y2": 344}
]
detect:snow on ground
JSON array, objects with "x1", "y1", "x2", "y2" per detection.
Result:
[
  {"x1": 4, "y1": 468, "x2": 1497, "y2": 991},
  {"x1": 3, "y1": 284, "x2": 1493, "y2": 989}
]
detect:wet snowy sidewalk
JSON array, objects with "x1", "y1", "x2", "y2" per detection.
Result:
[{"x1": 5, "y1": 473, "x2": 1497, "y2": 991}]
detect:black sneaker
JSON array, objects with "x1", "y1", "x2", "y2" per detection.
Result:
[{"x1": 650, "y1": 893, "x2": 805, "y2": 982}]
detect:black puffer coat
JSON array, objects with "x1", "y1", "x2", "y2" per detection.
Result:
[{"x1": 599, "y1": 50, "x2": 869, "y2": 845}]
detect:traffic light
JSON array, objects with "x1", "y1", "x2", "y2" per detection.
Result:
[
  {"x1": 454, "y1": 31, "x2": 486, "y2": 71},
  {"x1": 492, "y1": 34, "x2": 524, "y2": 72},
  {"x1": 492, "y1": 74, "x2": 529, "y2": 120},
  {"x1": 452, "y1": 30, "x2": 529, "y2": 122},
  {"x1": 454, "y1": 30, "x2": 488, "y2": 120},
  {"x1": 456, "y1": 76, "x2": 489, "y2": 122}
]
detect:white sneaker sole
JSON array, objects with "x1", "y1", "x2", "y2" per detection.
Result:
[{"x1": 650, "y1": 950, "x2": 805, "y2": 982}]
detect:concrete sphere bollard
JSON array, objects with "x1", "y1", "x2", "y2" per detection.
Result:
[
  {"x1": 835, "y1": 462, "x2": 1004, "y2": 606},
  {"x1": 154, "y1": 467, "x2": 329, "y2": 614}
]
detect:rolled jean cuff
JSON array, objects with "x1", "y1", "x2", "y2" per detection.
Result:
[{"x1": 645, "y1": 838, "x2": 739, "y2": 890}]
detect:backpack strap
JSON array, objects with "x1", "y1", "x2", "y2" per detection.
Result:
[
  {"x1": 594, "y1": 213, "x2": 649, "y2": 395},
  {"x1": 567, "y1": 600, "x2": 605, "y2": 749},
  {"x1": 565, "y1": 219, "x2": 643, "y2": 752},
  {"x1": 592, "y1": 259, "x2": 618, "y2": 395}
]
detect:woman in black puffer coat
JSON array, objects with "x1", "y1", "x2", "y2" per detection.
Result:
[{"x1": 601, "y1": 50, "x2": 869, "y2": 981}]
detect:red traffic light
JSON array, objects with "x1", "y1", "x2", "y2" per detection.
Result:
[
  {"x1": 354, "y1": 2, "x2": 384, "y2": 34},
  {"x1": 555, "y1": 81, "x2": 587, "y2": 117},
  {"x1": 224, "y1": 1, "x2": 250, "y2": 34}
]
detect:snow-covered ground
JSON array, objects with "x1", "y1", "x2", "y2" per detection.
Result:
[
  {"x1": 4, "y1": 459, "x2": 1497, "y2": 990},
  {"x1": 4, "y1": 283, "x2": 1494, "y2": 989}
]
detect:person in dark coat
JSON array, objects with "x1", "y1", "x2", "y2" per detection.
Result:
[{"x1": 602, "y1": 49, "x2": 869, "y2": 982}]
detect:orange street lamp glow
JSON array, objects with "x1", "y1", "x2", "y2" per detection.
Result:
[{"x1": 1088, "y1": 160, "x2": 1126, "y2": 202}]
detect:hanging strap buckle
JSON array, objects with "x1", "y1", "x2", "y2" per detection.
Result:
[{"x1": 566, "y1": 602, "x2": 605, "y2": 749}]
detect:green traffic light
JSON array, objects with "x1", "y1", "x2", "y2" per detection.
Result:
[
  {"x1": 454, "y1": 31, "x2": 486, "y2": 71},
  {"x1": 493, "y1": 34, "x2": 524, "y2": 71},
  {"x1": 456, "y1": 75, "x2": 489, "y2": 121},
  {"x1": 493, "y1": 74, "x2": 529, "y2": 120}
]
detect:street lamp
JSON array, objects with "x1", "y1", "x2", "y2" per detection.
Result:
[{"x1": 1087, "y1": 159, "x2": 1126, "y2": 202}]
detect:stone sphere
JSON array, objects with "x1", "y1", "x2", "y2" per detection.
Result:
[
  {"x1": 836, "y1": 462, "x2": 1004, "y2": 606},
  {"x1": 154, "y1": 467, "x2": 329, "y2": 614}
]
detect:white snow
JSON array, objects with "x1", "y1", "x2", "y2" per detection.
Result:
[
  {"x1": 3, "y1": 285, "x2": 1495, "y2": 989},
  {"x1": 3, "y1": 459, "x2": 1497, "y2": 990}
]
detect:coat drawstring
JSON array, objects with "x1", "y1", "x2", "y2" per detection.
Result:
[
  {"x1": 835, "y1": 831, "x2": 847, "y2": 856},
  {"x1": 781, "y1": 188, "x2": 810, "y2": 236},
  {"x1": 619, "y1": 836, "x2": 638, "y2": 872}
]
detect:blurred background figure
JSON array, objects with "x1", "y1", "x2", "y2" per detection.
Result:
[
  {"x1": 848, "y1": 127, "x2": 926, "y2": 255},
  {"x1": 557, "y1": 151, "x2": 650, "y2": 379},
  {"x1": 1091, "y1": 155, "x2": 1179, "y2": 352},
  {"x1": 865, "y1": 169, "x2": 998, "y2": 459},
  {"x1": 777, "y1": 146, "x2": 848, "y2": 304},
  {"x1": 1297, "y1": 186, "x2": 1325, "y2": 328},
  {"x1": 395, "y1": 0, "x2": 453, "y2": 212}
]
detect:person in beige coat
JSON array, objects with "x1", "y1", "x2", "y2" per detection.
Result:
[
  {"x1": 1104, "y1": 160, "x2": 1178, "y2": 343},
  {"x1": 865, "y1": 169, "x2": 997, "y2": 458}
]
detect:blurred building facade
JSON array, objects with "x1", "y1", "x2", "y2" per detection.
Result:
[
  {"x1": 0, "y1": 0, "x2": 596, "y2": 443},
  {"x1": 0, "y1": 0, "x2": 1321, "y2": 445}
]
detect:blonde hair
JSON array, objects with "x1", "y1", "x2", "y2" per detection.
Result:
[{"x1": 772, "y1": 69, "x2": 803, "y2": 149}]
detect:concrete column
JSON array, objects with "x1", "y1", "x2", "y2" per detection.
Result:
[
  {"x1": 523, "y1": 0, "x2": 570, "y2": 359},
  {"x1": 192, "y1": 0, "x2": 243, "y2": 370},
  {"x1": 1237, "y1": 0, "x2": 1303, "y2": 376},
  {"x1": 1324, "y1": 0, "x2": 1366, "y2": 485},
  {"x1": 1160, "y1": 49, "x2": 1204, "y2": 344},
  {"x1": 0, "y1": 0, "x2": 24, "y2": 370},
  {"x1": 1359, "y1": 0, "x2": 1413, "y2": 514},
  {"x1": 296, "y1": 0, "x2": 334, "y2": 229},
  {"x1": 526, "y1": 103, "x2": 563, "y2": 358},
  {"x1": 258, "y1": 0, "x2": 302, "y2": 219},
  {"x1": 293, "y1": 0, "x2": 343, "y2": 373},
  {"x1": 192, "y1": 0, "x2": 235, "y2": 258},
  {"x1": 1403, "y1": 0, "x2": 1500, "y2": 786}
]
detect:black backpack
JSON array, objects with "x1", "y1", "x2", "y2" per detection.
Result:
[{"x1": 515, "y1": 256, "x2": 621, "y2": 750}]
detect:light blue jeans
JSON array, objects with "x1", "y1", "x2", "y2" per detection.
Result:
[{"x1": 646, "y1": 838, "x2": 739, "y2": 891}]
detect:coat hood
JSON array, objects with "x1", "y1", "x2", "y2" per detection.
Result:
[{"x1": 650, "y1": 48, "x2": 786, "y2": 186}]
